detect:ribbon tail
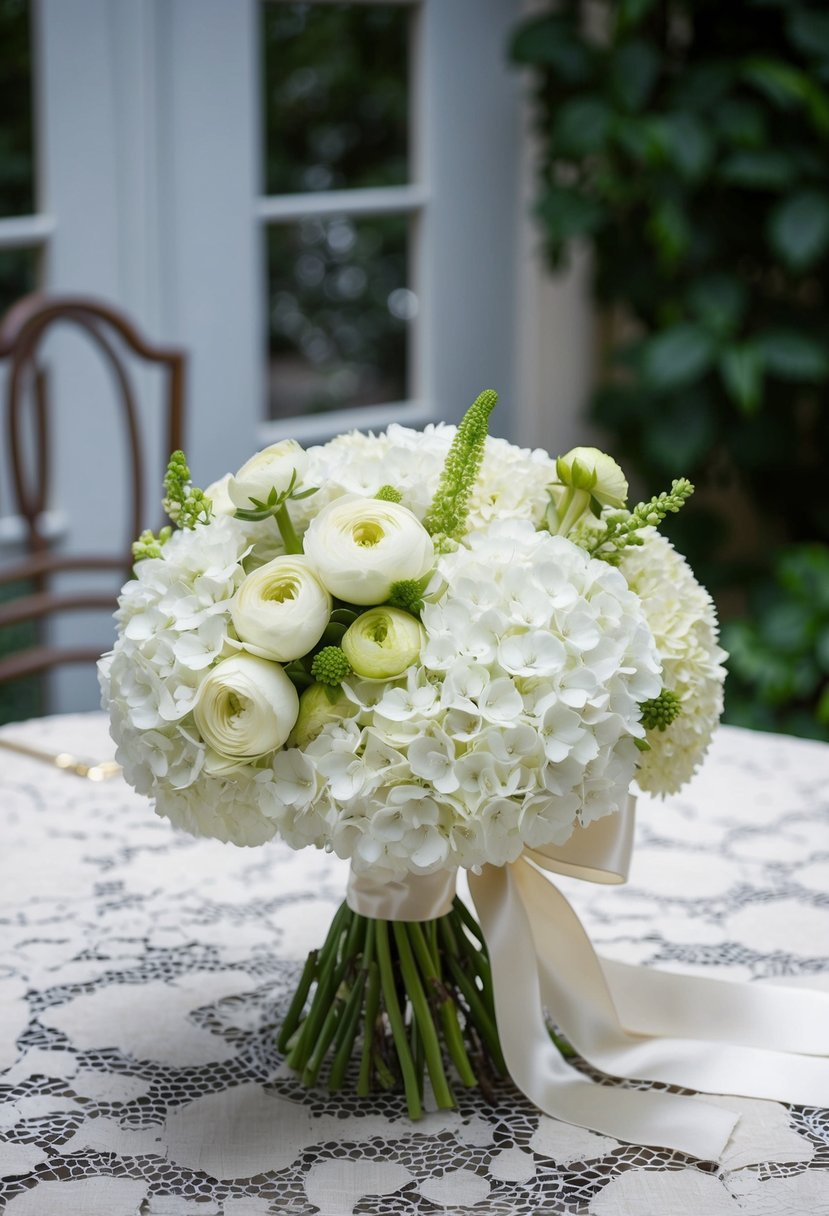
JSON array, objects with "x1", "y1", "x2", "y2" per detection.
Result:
[
  {"x1": 468, "y1": 864, "x2": 737, "y2": 1161},
  {"x1": 512, "y1": 857, "x2": 829, "y2": 1107},
  {"x1": 601, "y1": 958, "x2": 829, "y2": 1056}
]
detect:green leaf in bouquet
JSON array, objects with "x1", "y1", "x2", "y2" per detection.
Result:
[
  {"x1": 719, "y1": 149, "x2": 796, "y2": 190},
  {"x1": 768, "y1": 190, "x2": 829, "y2": 270},
  {"x1": 329, "y1": 607, "x2": 361, "y2": 626},
  {"x1": 688, "y1": 274, "x2": 747, "y2": 337},
  {"x1": 756, "y1": 330, "x2": 829, "y2": 381},
  {"x1": 719, "y1": 343, "x2": 764, "y2": 413},
  {"x1": 609, "y1": 40, "x2": 659, "y2": 112},
  {"x1": 552, "y1": 96, "x2": 612, "y2": 156},
  {"x1": 642, "y1": 324, "x2": 715, "y2": 390}
]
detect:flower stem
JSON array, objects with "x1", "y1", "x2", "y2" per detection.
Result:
[
  {"x1": 408, "y1": 922, "x2": 476, "y2": 1089},
  {"x1": 393, "y1": 923, "x2": 454, "y2": 1109},
  {"x1": 277, "y1": 948, "x2": 318, "y2": 1053},
  {"x1": 377, "y1": 921, "x2": 423, "y2": 1120},
  {"x1": 275, "y1": 502, "x2": 302, "y2": 554},
  {"x1": 329, "y1": 967, "x2": 368, "y2": 1092},
  {"x1": 357, "y1": 959, "x2": 381, "y2": 1097}
]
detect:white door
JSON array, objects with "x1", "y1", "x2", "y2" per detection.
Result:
[{"x1": 1, "y1": 0, "x2": 527, "y2": 714}]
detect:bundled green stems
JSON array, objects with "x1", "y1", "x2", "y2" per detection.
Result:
[{"x1": 277, "y1": 898, "x2": 507, "y2": 1119}]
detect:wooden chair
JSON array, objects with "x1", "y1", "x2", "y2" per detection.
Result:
[{"x1": 0, "y1": 293, "x2": 186, "y2": 692}]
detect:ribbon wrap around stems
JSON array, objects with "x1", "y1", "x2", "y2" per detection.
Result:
[{"x1": 347, "y1": 795, "x2": 829, "y2": 1162}]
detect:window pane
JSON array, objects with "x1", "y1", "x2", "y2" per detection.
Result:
[
  {"x1": 266, "y1": 213, "x2": 412, "y2": 420},
  {"x1": 0, "y1": 245, "x2": 38, "y2": 314},
  {"x1": 0, "y1": 0, "x2": 35, "y2": 217},
  {"x1": 262, "y1": 2, "x2": 409, "y2": 195}
]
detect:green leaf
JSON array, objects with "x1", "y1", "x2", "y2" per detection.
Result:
[
  {"x1": 719, "y1": 150, "x2": 796, "y2": 190},
  {"x1": 642, "y1": 324, "x2": 715, "y2": 390},
  {"x1": 768, "y1": 191, "x2": 829, "y2": 270},
  {"x1": 670, "y1": 61, "x2": 732, "y2": 109},
  {"x1": 642, "y1": 393, "x2": 717, "y2": 473},
  {"x1": 553, "y1": 97, "x2": 612, "y2": 156},
  {"x1": 741, "y1": 56, "x2": 829, "y2": 132},
  {"x1": 661, "y1": 112, "x2": 714, "y2": 180},
  {"x1": 616, "y1": 0, "x2": 657, "y2": 32},
  {"x1": 719, "y1": 344, "x2": 764, "y2": 413},
  {"x1": 613, "y1": 114, "x2": 666, "y2": 163},
  {"x1": 757, "y1": 330, "x2": 829, "y2": 381},
  {"x1": 688, "y1": 274, "x2": 747, "y2": 336},
  {"x1": 715, "y1": 99, "x2": 767, "y2": 148},
  {"x1": 510, "y1": 17, "x2": 591, "y2": 82},
  {"x1": 536, "y1": 186, "x2": 605, "y2": 246},
  {"x1": 742, "y1": 56, "x2": 811, "y2": 109},
  {"x1": 788, "y1": 9, "x2": 829, "y2": 60},
  {"x1": 609, "y1": 40, "x2": 660, "y2": 111},
  {"x1": 646, "y1": 199, "x2": 691, "y2": 266}
]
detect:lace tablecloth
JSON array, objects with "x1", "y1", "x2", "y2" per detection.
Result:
[{"x1": 1, "y1": 714, "x2": 828, "y2": 1216}]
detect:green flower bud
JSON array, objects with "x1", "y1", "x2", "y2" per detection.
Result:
[
  {"x1": 341, "y1": 606, "x2": 425, "y2": 680},
  {"x1": 290, "y1": 681, "x2": 358, "y2": 748},
  {"x1": 375, "y1": 484, "x2": 403, "y2": 503},
  {"x1": 640, "y1": 689, "x2": 683, "y2": 732},
  {"x1": 310, "y1": 645, "x2": 352, "y2": 687}
]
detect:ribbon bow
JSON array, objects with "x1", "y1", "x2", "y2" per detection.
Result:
[
  {"x1": 349, "y1": 796, "x2": 829, "y2": 1161},
  {"x1": 469, "y1": 796, "x2": 829, "y2": 1160}
]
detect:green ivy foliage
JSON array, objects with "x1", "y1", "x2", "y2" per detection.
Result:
[{"x1": 513, "y1": 0, "x2": 829, "y2": 740}]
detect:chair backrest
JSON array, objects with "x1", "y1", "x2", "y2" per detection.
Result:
[{"x1": 0, "y1": 293, "x2": 186, "y2": 687}]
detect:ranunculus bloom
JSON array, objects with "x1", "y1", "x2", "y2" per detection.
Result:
[
  {"x1": 231, "y1": 556, "x2": 331, "y2": 662},
  {"x1": 555, "y1": 446, "x2": 628, "y2": 508},
  {"x1": 193, "y1": 654, "x2": 299, "y2": 759},
  {"x1": 342, "y1": 607, "x2": 425, "y2": 679},
  {"x1": 228, "y1": 439, "x2": 307, "y2": 510},
  {"x1": 303, "y1": 494, "x2": 434, "y2": 605},
  {"x1": 204, "y1": 473, "x2": 236, "y2": 516},
  {"x1": 291, "y1": 681, "x2": 358, "y2": 747}
]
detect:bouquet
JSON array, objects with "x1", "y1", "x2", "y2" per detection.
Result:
[{"x1": 101, "y1": 390, "x2": 743, "y2": 1152}]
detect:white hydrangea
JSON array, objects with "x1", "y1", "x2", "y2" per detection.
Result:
[
  {"x1": 102, "y1": 428, "x2": 722, "y2": 872},
  {"x1": 283, "y1": 520, "x2": 660, "y2": 879},
  {"x1": 620, "y1": 529, "x2": 727, "y2": 796},
  {"x1": 293, "y1": 424, "x2": 556, "y2": 534}
]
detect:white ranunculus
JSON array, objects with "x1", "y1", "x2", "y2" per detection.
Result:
[
  {"x1": 204, "y1": 473, "x2": 235, "y2": 516},
  {"x1": 231, "y1": 555, "x2": 331, "y2": 662},
  {"x1": 193, "y1": 654, "x2": 299, "y2": 759},
  {"x1": 342, "y1": 607, "x2": 425, "y2": 679},
  {"x1": 303, "y1": 494, "x2": 434, "y2": 604},
  {"x1": 555, "y1": 446, "x2": 628, "y2": 508},
  {"x1": 228, "y1": 440, "x2": 307, "y2": 510},
  {"x1": 291, "y1": 681, "x2": 358, "y2": 748}
]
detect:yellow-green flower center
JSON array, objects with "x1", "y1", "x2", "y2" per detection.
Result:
[{"x1": 352, "y1": 521, "x2": 384, "y2": 547}]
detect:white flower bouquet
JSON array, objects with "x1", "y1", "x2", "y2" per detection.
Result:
[{"x1": 100, "y1": 391, "x2": 727, "y2": 1127}]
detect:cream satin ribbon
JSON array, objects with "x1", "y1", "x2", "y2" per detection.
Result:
[
  {"x1": 348, "y1": 795, "x2": 829, "y2": 1161},
  {"x1": 469, "y1": 796, "x2": 829, "y2": 1160}
]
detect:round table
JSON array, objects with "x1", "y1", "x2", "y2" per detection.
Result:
[{"x1": 1, "y1": 714, "x2": 828, "y2": 1215}]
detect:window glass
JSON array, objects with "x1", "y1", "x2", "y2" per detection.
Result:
[
  {"x1": 266, "y1": 213, "x2": 412, "y2": 419},
  {"x1": 0, "y1": 245, "x2": 38, "y2": 317},
  {"x1": 0, "y1": 0, "x2": 35, "y2": 217},
  {"x1": 262, "y1": 2, "x2": 409, "y2": 195}
]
